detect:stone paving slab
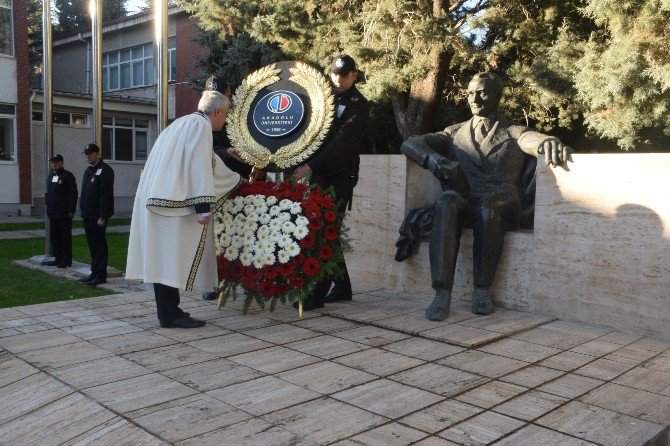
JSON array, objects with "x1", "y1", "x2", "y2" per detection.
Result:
[{"x1": 1, "y1": 288, "x2": 669, "y2": 445}]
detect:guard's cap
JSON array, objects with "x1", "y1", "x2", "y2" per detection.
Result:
[
  {"x1": 331, "y1": 55, "x2": 356, "y2": 75},
  {"x1": 83, "y1": 143, "x2": 100, "y2": 154},
  {"x1": 49, "y1": 153, "x2": 64, "y2": 162},
  {"x1": 205, "y1": 75, "x2": 229, "y2": 95}
]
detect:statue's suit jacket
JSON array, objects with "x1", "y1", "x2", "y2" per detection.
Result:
[{"x1": 404, "y1": 116, "x2": 551, "y2": 206}]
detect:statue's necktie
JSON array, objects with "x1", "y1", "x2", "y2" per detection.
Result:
[{"x1": 476, "y1": 121, "x2": 489, "y2": 145}]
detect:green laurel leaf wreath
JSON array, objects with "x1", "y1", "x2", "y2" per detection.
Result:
[{"x1": 226, "y1": 62, "x2": 334, "y2": 170}]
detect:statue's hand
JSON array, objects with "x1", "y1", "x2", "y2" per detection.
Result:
[
  {"x1": 427, "y1": 155, "x2": 451, "y2": 181},
  {"x1": 538, "y1": 139, "x2": 571, "y2": 167}
]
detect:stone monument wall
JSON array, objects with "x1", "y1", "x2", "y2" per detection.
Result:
[{"x1": 347, "y1": 154, "x2": 670, "y2": 337}]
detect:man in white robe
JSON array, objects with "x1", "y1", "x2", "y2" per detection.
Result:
[{"x1": 126, "y1": 91, "x2": 241, "y2": 328}]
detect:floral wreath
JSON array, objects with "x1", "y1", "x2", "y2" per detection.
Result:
[{"x1": 215, "y1": 181, "x2": 348, "y2": 313}]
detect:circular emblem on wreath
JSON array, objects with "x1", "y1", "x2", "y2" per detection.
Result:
[
  {"x1": 252, "y1": 90, "x2": 305, "y2": 138},
  {"x1": 226, "y1": 61, "x2": 335, "y2": 170}
]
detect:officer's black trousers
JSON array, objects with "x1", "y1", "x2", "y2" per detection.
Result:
[
  {"x1": 49, "y1": 217, "x2": 72, "y2": 266},
  {"x1": 83, "y1": 218, "x2": 108, "y2": 279}
]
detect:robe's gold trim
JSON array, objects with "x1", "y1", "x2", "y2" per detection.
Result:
[
  {"x1": 147, "y1": 196, "x2": 215, "y2": 208},
  {"x1": 227, "y1": 63, "x2": 334, "y2": 169},
  {"x1": 186, "y1": 221, "x2": 209, "y2": 292}
]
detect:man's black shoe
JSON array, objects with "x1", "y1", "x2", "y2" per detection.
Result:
[
  {"x1": 46, "y1": 261, "x2": 59, "y2": 266},
  {"x1": 78, "y1": 274, "x2": 95, "y2": 283},
  {"x1": 292, "y1": 299, "x2": 324, "y2": 311},
  {"x1": 86, "y1": 276, "x2": 107, "y2": 286},
  {"x1": 324, "y1": 290, "x2": 352, "y2": 303},
  {"x1": 202, "y1": 291, "x2": 218, "y2": 301},
  {"x1": 160, "y1": 316, "x2": 206, "y2": 329}
]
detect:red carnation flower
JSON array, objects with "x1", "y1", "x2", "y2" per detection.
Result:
[
  {"x1": 303, "y1": 257, "x2": 320, "y2": 277},
  {"x1": 264, "y1": 265, "x2": 279, "y2": 280},
  {"x1": 289, "y1": 275, "x2": 306, "y2": 287},
  {"x1": 259, "y1": 280, "x2": 275, "y2": 298},
  {"x1": 277, "y1": 263, "x2": 294, "y2": 276},
  {"x1": 307, "y1": 219, "x2": 323, "y2": 232},
  {"x1": 319, "y1": 245, "x2": 333, "y2": 261},
  {"x1": 241, "y1": 276, "x2": 258, "y2": 291},
  {"x1": 320, "y1": 196, "x2": 335, "y2": 208},
  {"x1": 324, "y1": 225, "x2": 338, "y2": 241},
  {"x1": 232, "y1": 262, "x2": 245, "y2": 279},
  {"x1": 292, "y1": 253, "x2": 306, "y2": 267},
  {"x1": 246, "y1": 266, "x2": 261, "y2": 281},
  {"x1": 300, "y1": 233, "x2": 316, "y2": 249},
  {"x1": 324, "y1": 210, "x2": 337, "y2": 223}
]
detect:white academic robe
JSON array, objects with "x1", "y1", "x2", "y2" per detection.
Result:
[{"x1": 126, "y1": 112, "x2": 241, "y2": 291}]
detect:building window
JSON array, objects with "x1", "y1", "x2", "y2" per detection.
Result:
[
  {"x1": 42, "y1": 111, "x2": 89, "y2": 127},
  {"x1": 0, "y1": 0, "x2": 13, "y2": 56},
  {"x1": 102, "y1": 38, "x2": 176, "y2": 92},
  {"x1": 0, "y1": 103, "x2": 16, "y2": 162},
  {"x1": 102, "y1": 116, "x2": 150, "y2": 161}
]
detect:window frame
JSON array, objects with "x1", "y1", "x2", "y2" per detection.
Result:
[
  {"x1": 0, "y1": 0, "x2": 14, "y2": 57},
  {"x1": 102, "y1": 116, "x2": 151, "y2": 162},
  {"x1": 102, "y1": 37, "x2": 176, "y2": 92},
  {"x1": 0, "y1": 103, "x2": 17, "y2": 164}
]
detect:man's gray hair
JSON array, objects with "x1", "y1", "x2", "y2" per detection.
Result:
[{"x1": 198, "y1": 90, "x2": 231, "y2": 115}]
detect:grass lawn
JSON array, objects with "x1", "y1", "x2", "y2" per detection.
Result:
[
  {"x1": 0, "y1": 218, "x2": 132, "y2": 232},
  {"x1": 0, "y1": 233, "x2": 130, "y2": 309}
]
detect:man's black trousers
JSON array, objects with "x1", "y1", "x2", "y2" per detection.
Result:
[
  {"x1": 83, "y1": 218, "x2": 108, "y2": 279},
  {"x1": 49, "y1": 217, "x2": 72, "y2": 266},
  {"x1": 153, "y1": 283, "x2": 188, "y2": 323}
]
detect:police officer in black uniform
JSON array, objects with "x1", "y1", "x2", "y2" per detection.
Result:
[
  {"x1": 45, "y1": 153, "x2": 78, "y2": 268},
  {"x1": 79, "y1": 143, "x2": 114, "y2": 286},
  {"x1": 293, "y1": 55, "x2": 370, "y2": 310}
]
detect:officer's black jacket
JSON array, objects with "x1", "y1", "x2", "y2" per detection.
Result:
[
  {"x1": 80, "y1": 160, "x2": 114, "y2": 220},
  {"x1": 213, "y1": 124, "x2": 252, "y2": 178},
  {"x1": 307, "y1": 85, "x2": 369, "y2": 209},
  {"x1": 46, "y1": 168, "x2": 78, "y2": 218}
]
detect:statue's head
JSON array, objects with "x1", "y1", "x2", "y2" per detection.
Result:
[{"x1": 467, "y1": 72, "x2": 503, "y2": 117}]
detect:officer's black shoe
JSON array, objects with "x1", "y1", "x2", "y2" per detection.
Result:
[
  {"x1": 160, "y1": 316, "x2": 206, "y2": 329},
  {"x1": 292, "y1": 298, "x2": 324, "y2": 311},
  {"x1": 78, "y1": 274, "x2": 95, "y2": 283},
  {"x1": 324, "y1": 288, "x2": 353, "y2": 303},
  {"x1": 86, "y1": 276, "x2": 107, "y2": 286},
  {"x1": 46, "y1": 261, "x2": 59, "y2": 266},
  {"x1": 202, "y1": 291, "x2": 218, "y2": 301}
]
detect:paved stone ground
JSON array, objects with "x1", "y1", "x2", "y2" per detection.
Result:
[{"x1": 1, "y1": 284, "x2": 670, "y2": 445}]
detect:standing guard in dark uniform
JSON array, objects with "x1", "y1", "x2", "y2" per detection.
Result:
[
  {"x1": 79, "y1": 143, "x2": 114, "y2": 286},
  {"x1": 45, "y1": 153, "x2": 78, "y2": 268},
  {"x1": 293, "y1": 55, "x2": 370, "y2": 310}
]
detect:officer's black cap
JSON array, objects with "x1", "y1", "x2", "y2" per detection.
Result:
[
  {"x1": 331, "y1": 55, "x2": 356, "y2": 76},
  {"x1": 205, "y1": 75, "x2": 229, "y2": 95},
  {"x1": 49, "y1": 153, "x2": 64, "y2": 162},
  {"x1": 83, "y1": 143, "x2": 100, "y2": 154}
]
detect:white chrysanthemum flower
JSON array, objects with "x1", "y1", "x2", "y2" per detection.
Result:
[
  {"x1": 266, "y1": 196, "x2": 278, "y2": 205},
  {"x1": 219, "y1": 234, "x2": 232, "y2": 247},
  {"x1": 277, "y1": 234, "x2": 292, "y2": 248},
  {"x1": 257, "y1": 226, "x2": 270, "y2": 237},
  {"x1": 224, "y1": 246, "x2": 239, "y2": 261},
  {"x1": 259, "y1": 214, "x2": 271, "y2": 225},
  {"x1": 295, "y1": 216, "x2": 309, "y2": 227},
  {"x1": 239, "y1": 251, "x2": 253, "y2": 267},
  {"x1": 243, "y1": 232, "x2": 256, "y2": 244},
  {"x1": 279, "y1": 199, "x2": 292, "y2": 210},
  {"x1": 289, "y1": 202, "x2": 302, "y2": 214},
  {"x1": 278, "y1": 212, "x2": 291, "y2": 222},
  {"x1": 260, "y1": 241, "x2": 274, "y2": 252},
  {"x1": 253, "y1": 196, "x2": 266, "y2": 207},
  {"x1": 243, "y1": 204, "x2": 255, "y2": 216},
  {"x1": 215, "y1": 223, "x2": 224, "y2": 234},
  {"x1": 255, "y1": 204, "x2": 268, "y2": 215},
  {"x1": 281, "y1": 221, "x2": 296, "y2": 234},
  {"x1": 277, "y1": 249, "x2": 290, "y2": 264},
  {"x1": 231, "y1": 235, "x2": 244, "y2": 249},
  {"x1": 252, "y1": 256, "x2": 265, "y2": 269},
  {"x1": 233, "y1": 196, "x2": 244, "y2": 206},
  {"x1": 270, "y1": 218, "x2": 282, "y2": 231},
  {"x1": 269, "y1": 205, "x2": 281, "y2": 217},
  {"x1": 264, "y1": 253, "x2": 275, "y2": 266},
  {"x1": 293, "y1": 225, "x2": 309, "y2": 239},
  {"x1": 286, "y1": 242, "x2": 300, "y2": 257}
]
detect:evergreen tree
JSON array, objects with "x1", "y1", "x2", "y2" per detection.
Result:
[{"x1": 54, "y1": 0, "x2": 127, "y2": 34}]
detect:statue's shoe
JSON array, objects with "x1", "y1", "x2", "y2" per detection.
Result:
[{"x1": 472, "y1": 288, "x2": 494, "y2": 315}]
